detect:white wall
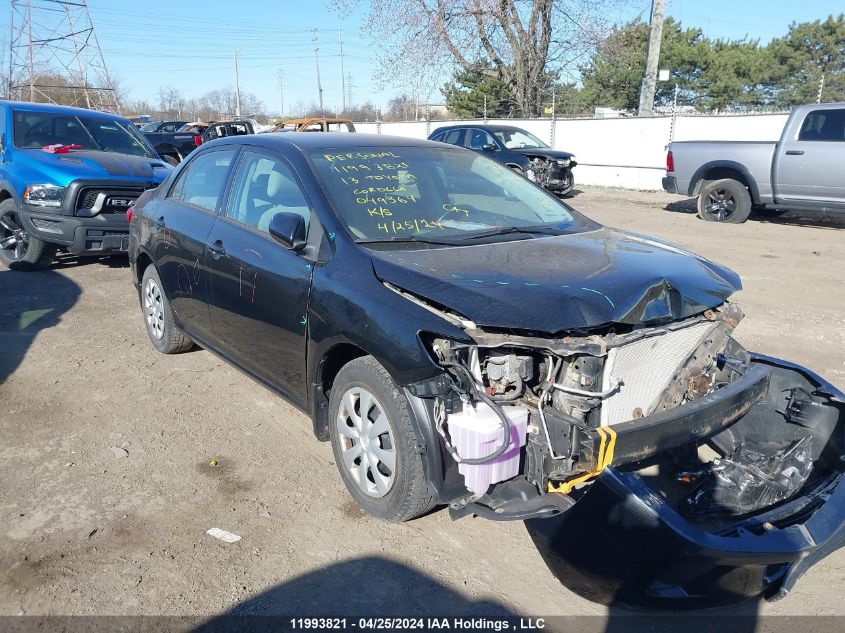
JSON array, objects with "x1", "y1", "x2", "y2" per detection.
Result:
[{"x1": 353, "y1": 113, "x2": 788, "y2": 191}]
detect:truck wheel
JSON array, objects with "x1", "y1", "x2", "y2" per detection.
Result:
[
  {"x1": 0, "y1": 199, "x2": 57, "y2": 271},
  {"x1": 328, "y1": 356, "x2": 435, "y2": 522},
  {"x1": 140, "y1": 265, "x2": 193, "y2": 354},
  {"x1": 697, "y1": 179, "x2": 752, "y2": 223}
]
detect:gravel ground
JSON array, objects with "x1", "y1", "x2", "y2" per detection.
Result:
[{"x1": 1, "y1": 186, "x2": 843, "y2": 627}]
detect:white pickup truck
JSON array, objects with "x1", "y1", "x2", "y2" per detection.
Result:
[{"x1": 663, "y1": 102, "x2": 845, "y2": 223}]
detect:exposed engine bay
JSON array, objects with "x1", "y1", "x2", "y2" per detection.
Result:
[
  {"x1": 526, "y1": 155, "x2": 575, "y2": 193},
  {"x1": 407, "y1": 300, "x2": 844, "y2": 526}
]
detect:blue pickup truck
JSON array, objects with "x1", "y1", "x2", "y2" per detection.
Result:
[{"x1": 0, "y1": 101, "x2": 171, "y2": 270}]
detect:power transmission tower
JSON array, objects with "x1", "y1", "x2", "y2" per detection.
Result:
[
  {"x1": 345, "y1": 71, "x2": 354, "y2": 111},
  {"x1": 7, "y1": 0, "x2": 119, "y2": 110},
  {"x1": 638, "y1": 0, "x2": 665, "y2": 117},
  {"x1": 312, "y1": 28, "x2": 324, "y2": 116}
]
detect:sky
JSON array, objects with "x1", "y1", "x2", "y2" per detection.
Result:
[{"x1": 2, "y1": 0, "x2": 843, "y2": 117}]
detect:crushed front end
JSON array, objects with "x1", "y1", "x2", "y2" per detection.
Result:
[{"x1": 403, "y1": 296, "x2": 845, "y2": 606}]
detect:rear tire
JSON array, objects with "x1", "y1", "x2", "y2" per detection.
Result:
[
  {"x1": 0, "y1": 199, "x2": 56, "y2": 271},
  {"x1": 328, "y1": 356, "x2": 435, "y2": 522},
  {"x1": 697, "y1": 179, "x2": 752, "y2": 223},
  {"x1": 140, "y1": 264, "x2": 193, "y2": 354}
]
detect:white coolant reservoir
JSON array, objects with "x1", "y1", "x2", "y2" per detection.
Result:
[{"x1": 447, "y1": 403, "x2": 529, "y2": 495}]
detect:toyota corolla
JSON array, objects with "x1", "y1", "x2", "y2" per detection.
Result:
[{"x1": 128, "y1": 133, "x2": 844, "y2": 608}]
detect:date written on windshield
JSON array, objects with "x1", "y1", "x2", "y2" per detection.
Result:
[{"x1": 378, "y1": 219, "x2": 446, "y2": 234}]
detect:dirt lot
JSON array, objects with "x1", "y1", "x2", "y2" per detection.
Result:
[{"x1": 1, "y1": 187, "x2": 844, "y2": 625}]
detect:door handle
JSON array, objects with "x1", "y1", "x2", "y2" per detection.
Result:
[
  {"x1": 154, "y1": 216, "x2": 166, "y2": 229},
  {"x1": 785, "y1": 150, "x2": 804, "y2": 155},
  {"x1": 207, "y1": 239, "x2": 227, "y2": 259}
]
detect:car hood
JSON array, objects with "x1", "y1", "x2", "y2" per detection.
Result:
[
  {"x1": 369, "y1": 227, "x2": 741, "y2": 333},
  {"x1": 14, "y1": 149, "x2": 170, "y2": 186},
  {"x1": 512, "y1": 147, "x2": 574, "y2": 160}
]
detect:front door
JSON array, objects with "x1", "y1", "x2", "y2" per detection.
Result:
[
  {"x1": 152, "y1": 146, "x2": 239, "y2": 341},
  {"x1": 205, "y1": 149, "x2": 313, "y2": 405},
  {"x1": 775, "y1": 107, "x2": 845, "y2": 205}
]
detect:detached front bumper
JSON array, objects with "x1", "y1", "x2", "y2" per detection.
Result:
[{"x1": 526, "y1": 355, "x2": 845, "y2": 608}]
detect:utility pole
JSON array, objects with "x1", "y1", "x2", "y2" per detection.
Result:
[
  {"x1": 312, "y1": 28, "x2": 324, "y2": 116},
  {"x1": 277, "y1": 69, "x2": 284, "y2": 117},
  {"x1": 346, "y1": 71, "x2": 354, "y2": 110},
  {"x1": 233, "y1": 38, "x2": 253, "y2": 117},
  {"x1": 338, "y1": 28, "x2": 346, "y2": 114},
  {"x1": 638, "y1": 0, "x2": 665, "y2": 117},
  {"x1": 817, "y1": 73, "x2": 825, "y2": 104}
]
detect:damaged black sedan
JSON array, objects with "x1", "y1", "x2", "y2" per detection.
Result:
[{"x1": 128, "y1": 133, "x2": 844, "y2": 608}]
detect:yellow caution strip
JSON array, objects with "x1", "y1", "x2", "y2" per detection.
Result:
[{"x1": 548, "y1": 425, "x2": 617, "y2": 495}]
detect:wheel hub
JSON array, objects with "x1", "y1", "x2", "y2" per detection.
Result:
[
  {"x1": 335, "y1": 387, "x2": 397, "y2": 498},
  {"x1": 0, "y1": 212, "x2": 30, "y2": 260}
]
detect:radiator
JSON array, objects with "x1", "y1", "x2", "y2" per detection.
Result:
[{"x1": 600, "y1": 321, "x2": 717, "y2": 427}]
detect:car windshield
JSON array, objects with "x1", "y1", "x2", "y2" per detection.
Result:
[
  {"x1": 139, "y1": 122, "x2": 161, "y2": 132},
  {"x1": 309, "y1": 146, "x2": 595, "y2": 244},
  {"x1": 13, "y1": 110, "x2": 156, "y2": 158},
  {"x1": 493, "y1": 129, "x2": 548, "y2": 149}
]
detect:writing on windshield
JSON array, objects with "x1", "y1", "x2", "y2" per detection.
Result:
[{"x1": 310, "y1": 147, "x2": 583, "y2": 242}]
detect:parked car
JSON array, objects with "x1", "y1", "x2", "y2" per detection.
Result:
[
  {"x1": 0, "y1": 101, "x2": 170, "y2": 270},
  {"x1": 429, "y1": 124, "x2": 576, "y2": 195},
  {"x1": 663, "y1": 102, "x2": 845, "y2": 223},
  {"x1": 139, "y1": 120, "x2": 187, "y2": 134},
  {"x1": 271, "y1": 117, "x2": 356, "y2": 133},
  {"x1": 128, "y1": 133, "x2": 844, "y2": 608},
  {"x1": 201, "y1": 120, "x2": 255, "y2": 143},
  {"x1": 231, "y1": 116, "x2": 273, "y2": 133},
  {"x1": 143, "y1": 122, "x2": 206, "y2": 166}
]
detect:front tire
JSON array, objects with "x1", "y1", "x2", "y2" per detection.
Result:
[
  {"x1": 328, "y1": 356, "x2": 435, "y2": 522},
  {"x1": 697, "y1": 178, "x2": 752, "y2": 223},
  {"x1": 140, "y1": 265, "x2": 193, "y2": 354},
  {"x1": 0, "y1": 199, "x2": 57, "y2": 271}
]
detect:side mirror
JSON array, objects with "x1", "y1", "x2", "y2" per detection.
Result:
[
  {"x1": 482, "y1": 143, "x2": 497, "y2": 152},
  {"x1": 269, "y1": 212, "x2": 307, "y2": 251}
]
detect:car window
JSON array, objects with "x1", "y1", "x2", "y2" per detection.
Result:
[
  {"x1": 442, "y1": 129, "x2": 464, "y2": 146},
  {"x1": 798, "y1": 109, "x2": 845, "y2": 142},
  {"x1": 467, "y1": 129, "x2": 496, "y2": 150},
  {"x1": 168, "y1": 149, "x2": 237, "y2": 212},
  {"x1": 227, "y1": 151, "x2": 310, "y2": 234},
  {"x1": 160, "y1": 123, "x2": 179, "y2": 133},
  {"x1": 309, "y1": 146, "x2": 594, "y2": 243}
]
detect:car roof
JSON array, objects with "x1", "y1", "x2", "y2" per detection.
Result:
[
  {"x1": 203, "y1": 132, "x2": 446, "y2": 152},
  {"x1": 431, "y1": 123, "x2": 530, "y2": 135},
  {"x1": 0, "y1": 100, "x2": 127, "y2": 121}
]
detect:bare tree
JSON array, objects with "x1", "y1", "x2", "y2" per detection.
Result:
[{"x1": 337, "y1": 0, "x2": 614, "y2": 116}]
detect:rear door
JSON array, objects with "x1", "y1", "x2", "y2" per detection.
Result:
[
  {"x1": 152, "y1": 146, "x2": 239, "y2": 341},
  {"x1": 775, "y1": 107, "x2": 845, "y2": 205},
  {"x1": 205, "y1": 148, "x2": 313, "y2": 404}
]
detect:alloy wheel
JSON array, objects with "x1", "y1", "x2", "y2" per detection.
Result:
[
  {"x1": 0, "y1": 211, "x2": 30, "y2": 261},
  {"x1": 703, "y1": 188, "x2": 737, "y2": 221},
  {"x1": 335, "y1": 387, "x2": 397, "y2": 497},
  {"x1": 144, "y1": 277, "x2": 165, "y2": 340}
]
